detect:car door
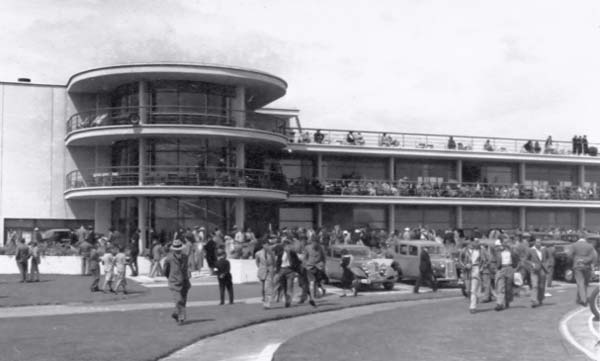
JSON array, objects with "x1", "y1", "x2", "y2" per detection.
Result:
[{"x1": 325, "y1": 247, "x2": 343, "y2": 282}]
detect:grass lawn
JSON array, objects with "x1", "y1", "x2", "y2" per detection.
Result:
[{"x1": 0, "y1": 290, "x2": 460, "y2": 361}]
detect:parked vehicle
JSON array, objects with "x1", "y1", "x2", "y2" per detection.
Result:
[
  {"x1": 392, "y1": 240, "x2": 459, "y2": 284},
  {"x1": 553, "y1": 238, "x2": 600, "y2": 283},
  {"x1": 41, "y1": 228, "x2": 74, "y2": 244},
  {"x1": 325, "y1": 244, "x2": 398, "y2": 290}
]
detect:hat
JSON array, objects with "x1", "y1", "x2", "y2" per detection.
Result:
[
  {"x1": 34, "y1": 227, "x2": 39, "y2": 231},
  {"x1": 171, "y1": 239, "x2": 184, "y2": 251},
  {"x1": 494, "y1": 239, "x2": 502, "y2": 246},
  {"x1": 404, "y1": 227, "x2": 410, "y2": 231}
]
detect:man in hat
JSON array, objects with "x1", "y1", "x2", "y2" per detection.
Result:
[
  {"x1": 526, "y1": 239, "x2": 549, "y2": 308},
  {"x1": 494, "y1": 239, "x2": 519, "y2": 311},
  {"x1": 214, "y1": 249, "x2": 233, "y2": 305},
  {"x1": 570, "y1": 237, "x2": 598, "y2": 306},
  {"x1": 164, "y1": 238, "x2": 191, "y2": 324}
]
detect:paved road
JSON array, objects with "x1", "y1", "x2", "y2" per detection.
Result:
[{"x1": 275, "y1": 285, "x2": 592, "y2": 361}]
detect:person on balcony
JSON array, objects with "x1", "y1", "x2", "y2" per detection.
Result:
[
  {"x1": 522, "y1": 140, "x2": 534, "y2": 153},
  {"x1": 533, "y1": 141, "x2": 542, "y2": 154},
  {"x1": 483, "y1": 139, "x2": 494, "y2": 152},
  {"x1": 314, "y1": 129, "x2": 325, "y2": 144},
  {"x1": 380, "y1": 133, "x2": 399, "y2": 147},
  {"x1": 300, "y1": 131, "x2": 311, "y2": 143},
  {"x1": 447, "y1": 136, "x2": 456, "y2": 150},
  {"x1": 346, "y1": 131, "x2": 356, "y2": 145},
  {"x1": 583, "y1": 135, "x2": 589, "y2": 155},
  {"x1": 355, "y1": 132, "x2": 365, "y2": 145}
]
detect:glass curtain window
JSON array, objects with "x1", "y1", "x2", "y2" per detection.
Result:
[{"x1": 110, "y1": 83, "x2": 139, "y2": 125}]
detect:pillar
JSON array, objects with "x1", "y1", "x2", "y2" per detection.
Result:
[
  {"x1": 388, "y1": 157, "x2": 395, "y2": 182},
  {"x1": 579, "y1": 208, "x2": 586, "y2": 230},
  {"x1": 388, "y1": 204, "x2": 395, "y2": 234},
  {"x1": 235, "y1": 198, "x2": 245, "y2": 230},
  {"x1": 316, "y1": 154, "x2": 323, "y2": 183},
  {"x1": 138, "y1": 139, "x2": 146, "y2": 186},
  {"x1": 456, "y1": 159, "x2": 462, "y2": 183},
  {"x1": 94, "y1": 200, "x2": 112, "y2": 234},
  {"x1": 579, "y1": 165, "x2": 585, "y2": 186},
  {"x1": 137, "y1": 197, "x2": 147, "y2": 251},
  {"x1": 316, "y1": 203, "x2": 323, "y2": 228},
  {"x1": 236, "y1": 143, "x2": 245, "y2": 169},
  {"x1": 456, "y1": 205, "x2": 463, "y2": 229},
  {"x1": 138, "y1": 80, "x2": 147, "y2": 124},
  {"x1": 519, "y1": 163, "x2": 526, "y2": 184},
  {"x1": 232, "y1": 86, "x2": 246, "y2": 127},
  {"x1": 519, "y1": 207, "x2": 526, "y2": 230}
]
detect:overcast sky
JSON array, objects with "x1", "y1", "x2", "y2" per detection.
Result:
[{"x1": 1, "y1": 0, "x2": 599, "y2": 140}]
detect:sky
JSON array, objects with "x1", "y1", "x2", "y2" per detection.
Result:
[{"x1": 1, "y1": 0, "x2": 600, "y2": 140}]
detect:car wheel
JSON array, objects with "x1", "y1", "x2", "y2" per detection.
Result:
[
  {"x1": 383, "y1": 282, "x2": 395, "y2": 291},
  {"x1": 589, "y1": 287, "x2": 600, "y2": 320},
  {"x1": 564, "y1": 269, "x2": 574, "y2": 283}
]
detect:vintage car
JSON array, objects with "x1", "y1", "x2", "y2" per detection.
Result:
[
  {"x1": 325, "y1": 244, "x2": 398, "y2": 290},
  {"x1": 554, "y1": 237, "x2": 600, "y2": 283},
  {"x1": 392, "y1": 240, "x2": 459, "y2": 284},
  {"x1": 41, "y1": 228, "x2": 74, "y2": 244}
]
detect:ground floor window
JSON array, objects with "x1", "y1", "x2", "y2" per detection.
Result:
[{"x1": 3, "y1": 218, "x2": 94, "y2": 246}]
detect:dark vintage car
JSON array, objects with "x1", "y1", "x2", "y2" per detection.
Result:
[
  {"x1": 41, "y1": 228, "x2": 74, "y2": 244},
  {"x1": 325, "y1": 244, "x2": 398, "y2": 290},
  {"x1": 553, "y1": 237, "x2": 600, "y2": 283},
  {"x1": 392, "y1": 240, "x2": 459, "y2": 284}
]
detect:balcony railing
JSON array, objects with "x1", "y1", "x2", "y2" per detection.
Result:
[
  {"x1": 288, "y1": 177, "x2": 600, "y2": 201},
  {"x1": 66, "y1": 106, "x2": 289, "y2": 135},
  {"x1": 66, "y1": 166, "x2": 288, "y2": 191},
  {"x1": 291, "y1": 128, "x2": 599, "y2": 157}
]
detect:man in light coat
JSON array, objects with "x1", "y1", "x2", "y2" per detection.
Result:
[
  {"x1": 570, "y1": 238, "x2": 598, "y2": 306},
  {"x1": 164, "y1": 239, "x2": 191, "y2": 325}
]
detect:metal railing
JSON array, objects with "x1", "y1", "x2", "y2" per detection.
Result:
[
  {"x1": 287, "y1": 177, "x2": 600, "y2": 200},
  {"x1": 66, "y1": 106, "x2": 289, "y2": 135},
  {"x1": 291, "y1": 128, "x2": 599, "y2": 157},
  {"x1": 66, "y1": 166, "x2": 289, "y2": 191}
]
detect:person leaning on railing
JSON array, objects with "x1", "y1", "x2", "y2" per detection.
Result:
[{"x1": 447, "y1": 136, "x2": 457, "y2": 150}]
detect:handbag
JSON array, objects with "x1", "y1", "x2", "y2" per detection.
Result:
[{"x1": 513, "y1": 272, "x2": 523, "y2": 287}]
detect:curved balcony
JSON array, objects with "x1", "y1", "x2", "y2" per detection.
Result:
[
  {"x1": 65, "y1": 166, "x2": 289, "y2": 201},
  {"x1": 289, "y1": 128, "x2": 600, "y2": 164},
  {"x1": 65, "y1": 106, "x2": 290, "y2": 146},
  {"x1": 287, "y1": 177, "x2": 600, "y2": 208}
]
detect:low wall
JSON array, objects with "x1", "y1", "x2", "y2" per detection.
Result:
[{"x1": 0, "y1": 256, "x2": 258, "y2": 283}]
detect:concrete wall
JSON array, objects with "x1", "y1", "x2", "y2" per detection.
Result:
[{"x1": 0, "y1": 83, "x2": 95, "y2": 244}]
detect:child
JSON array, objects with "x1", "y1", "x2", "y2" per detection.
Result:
[
  {"x1": 340, "y1": 249, "x2": 358, "y2": 297},
  {"x1": 214, "y1": 249, "x2": 234, "y2": 305},
  {"x1": 113, "y1": 247, "x2": 128, "y2": 295},
  {"x1": 101, "y1": 248, "x2": 116, "y2": 293}
]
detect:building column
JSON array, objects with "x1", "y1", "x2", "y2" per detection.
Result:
[
  {"x1": 235, "y1": 198, "x2": 245, "y2": 230},
  {"x1": 388, "y1": 157, "x2": 395, "y2": 182},
  {"x1": 236, "y1": 143, "x2": 245, "y2": 168},
  {"x1": 456, "y1": 205, "x2": 463, "y2": 229},
  {"x1": 456, "y1": 159, "x2": 462, "y2": 183},
  {"x1": 579, "y1": 208, "x2": 586, "y2": 229},
  {"x1": 138, "y1": 80, "x2": 147, "y2": 124},
  {"x1": 137, "y1": 197, "x2": 147, "y2": 251},
  {"x1": 232, "y1": 86, "x2": 246, "y2": 127},
  {"x1": 316, "y1": 203, "x2": 323, "y2": 229},
  {"x1": 519, "y1": 163, "x2": 526, "y2": 184},
  {"x1": 316, "y1": 154, "x2": 323, "y2": 182},
  {"x1": 519, "y1": 207, "x2": 526, "y2": 230},
  {"x1": 139, "y1": 139, "x2": 146, "y2": 186},
  {"x1": 579, "y1": 165, "x2": 585, "y2": 186},
  {"x1": 388, "y1": 204, "x2": 395, "y2": 234}
]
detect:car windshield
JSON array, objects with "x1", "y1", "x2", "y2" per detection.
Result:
[{"x1": 346, "y1": 248, "x2": 371, "y2": 258}]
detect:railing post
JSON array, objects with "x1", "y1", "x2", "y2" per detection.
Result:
[
  {"x1": 402, "y1": 134, "x2": 405, "y2": 148},
  {"x1": 138, "y1": 81, "x2": 147, "y2": 125}
]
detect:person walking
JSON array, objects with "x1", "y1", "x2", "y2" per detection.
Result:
[
  {"x1": 149, "y1": 238, "x2": 163, "y2": 278},
  {"x1": 261, "y1": 235, "x2": 278, "y2": 309},
  {"x1": 113, "y1": 248, "x2": 128, "y2": 294},
  {"x1": 128, "y1": 229, "x2": 140, "y2": 277},
  {"x1": 494, "y1": 240, "x2": 519, "y2": 311},
  {"x1": 255, "y1": 241, "x2": 273, "y2": 303},
  {"x1": 302, "y1": 237, "x2": 327, "y2": 300},
  {"x1": 204, "y1": 236, "x2": 217, "y2": 274},
  {"x1": 101, "y1": 248, "x2": 116, "y2": 293},
  {"x1": 340, "y1": 249, "x2": 358, "y2": 297},
  {"x1": 545, "y1": 242, "x2": 556, "y2": 290},
  {"x1": 526, "y1": 239, "x2": 548, "y2": 308},
  {"x1": 465, "y1": 238, "x2": 488, "y2": 313},
  {"x1": 571, "y1": 238, "x2": 598, "y2": 306},
  {"x1": 164, "y1": 239, "x2": 191, "y2": 325},
  {"x1": 480, "y1": 242, "x2": 496, "y2": 303},
  {"x1": 79, "y1": 237, "x2": 92, "y2": 276},
  {"x1": 414, "y1": 246, "x2": 437, "y2": 293},
  {"x1": 15, "y1": 238, "x2": 30, "y2": 283},
  {"x1": 89, "y1": 245, "x2": 101, "y2": 292},
  {"x1": 214, "y1": 249, "x2": 234, "y2": 305},
  {"x1": 29, "y1": 240, "x2": 41, "y2": 282},
  {"x1": 272, "y1": 239, "x2": 301, "y2": 307}
]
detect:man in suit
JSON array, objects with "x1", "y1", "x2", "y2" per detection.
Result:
[
  {"x1": 301, "y1": 237, "x2": 327, "y2": 300},
  {"x1": 545, "y1": 243, "x2": 556, "y2": 289},
  {"x1": 570, "y1": 238, "x2": 598, "y2": 306},
  {"x1": 255, "y1": 239, "x2": 274, "y2": 303},
  {"x1": 15, "y1": 238, "x2": 30, "y2": 283},
  {"x1": 495, "y1": 239, "x2": 519, "y2": 311},
  {"x1": 526, "y1": 239, "x2": 549, "y2": 308},
  {"x1": 164, "y1": 239, "x2": 191, "y2": 325},
  {"x1": 414, "y1": 246, "x2": 437, "y2": 294}
]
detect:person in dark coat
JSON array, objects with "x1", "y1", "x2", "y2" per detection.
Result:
[
  {"x1": 572, "y1": 135, "x2": 577, "y2": 154},
  {"x1": 89, "y1": 245, "x2": 101, "y2": 292},
  {"x1": 583, "y1": 135, "x2": 589, "y2": 155},
  {"x1": 214, "y1": 249, "x2": 234, "y2": 305},
  {"x1": 164, "y1": 239, "x2": 191, "y2": 325},
  {"x1": 128, "y1": 229, "x2": 140, "y2": 276},
  {"x1": 15, "y1": 238, "x2": 30, "y2": 283},
  {"x1": 340, "y1": 249, "x2": 358, "y2": 297},
  {"x1": 570, "y1": 238, "x2": 598, "y2": 306},
  {"x1": 414, "y1": 246, "x2": 437, "y2": 293},
  {"x1": 204, "y1": 236, "x2": 217, "y2": 274}
]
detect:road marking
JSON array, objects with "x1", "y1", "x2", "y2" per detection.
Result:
[
  {"x1": 588, "y1": 315, "x2": 600, "y2": 339},
  {"x1": 559, "y1": 307, "x2": 598, "y2": 360},
  {"x1": 254, "y1": 343, "x2": 282, "y2": 361}
]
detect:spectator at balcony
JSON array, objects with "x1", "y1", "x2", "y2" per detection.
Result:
[
  {"x1": 346, "y1": 131, "x2": 356, "y2": 145},
  {"x1": 544, "y1": 136, "x2": 556, "y2": 154},
  {"x1": 523, "y1": 140, "x2": 534, "y2": 153},
  {"x1": 314, "y1": 129, "x2": 325, "y2": 144},
  {"x1": 380, "y1": 133, "x2": 399, "y2": 147},
  {"x1": 299, "y1": 131, "x2": 311, "y2": 144},
  {"x1": 572, "y1": 135, "x2": 577, "y2": 154},
  {"x1": 575, "y1": 136, "x2": 583, "y2": 155},
  {"x1": 448, "y1": 136, "x2": 456, "y2": 150},
  {"x1": 583, "y1": 135, "x2": 589, "y2": 155},
  {"x1": 533, "y1": 141, "x2": 542, "y2": 154},
  {"x1": 356, "y1": 132, "x2": 365, "y2": 145},
  {"x1": 483, "y1": 139, "x2": 494, "y2": 152}
]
